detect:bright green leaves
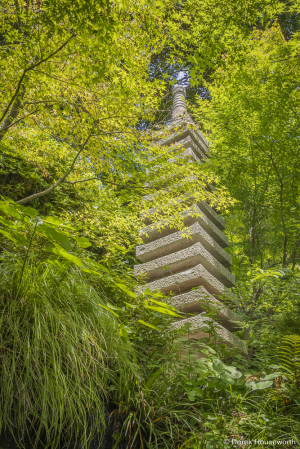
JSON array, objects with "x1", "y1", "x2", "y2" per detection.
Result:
[
  {"x1": 45, "y1": 247, "x2": 84, "y2": 267},
  {"x1": 0, "y1": 200, "x2": 80, "y2": 252},
  {"x1": 39, "y1": 224, "x2": 72, "y2": 251},
  {"x1": 137, "y1": 320, "x2": 160, "y2": 330},
  {"x1": 76, "y1": 236, "x2": 92, "y2": 248},
  {"x1": 0, "y1": 201, "x2": 183, "y2": 338},
  {"x1": 137, "y1": 139, "x2": 235, "y2": 236},
  {"x1": 115, "y1": 283, "x2": 136, "y2": 298},
  {"x1": 181, "y1": 356, "x2": 245, "y2": 403},
  {"x1": 0, "y1": 202, "x2": 22, "y2": 220},
  {"x1": 212, "y1": 358, "x2": 224, "y2": 374},
  {"x1": 0, "y1": 201, "x2": 30, "y2": 246},
  {"x1": 148, "y1": 298, "x2": 178, "y2": 311},
  {"x1": 44, "y1": 216, "x2": 71, "y2": 227},
  {"x1": 0, "y1": 216, "x2": 17, "y2": 228},
  {"x1": 144, "y1": 304, "x2": 182, "y2": 318},
  {"x1": 0, "y1": 229, "x2": 27, "y2": 246},
  {"x1": 0, "y1": 0, "x2": 170, "y2": 214},
  {"x1": 255, "y1": 380, "x2": 273, "y2": 390},
  {"x1": 165, "y1": 0, "x2": 280, "y2": 85},
  {"x1": 119, "y1": 324, "x2": 133, "y2": 341},
  {"x1": 276, "y1": 335, "x2": 300, "y2": 387},
  {"x1": 220, "y1": 373, "x2": 236, "y2": 385},
  {"x1": 98, "y1": 303, "x2": 120, "y2": 317},
  {"x1": 192, "y1": 23, "x2": 300, "y2": 381},
  {"x1": 195, "y1": 24, "x2": 300, "y2": 274},
  {"x1": 19, "y1": 206, "x2": 39, "y2": 217},
  {"x1": 0, "y1": 201, "x2": 105, "y2": 279}
]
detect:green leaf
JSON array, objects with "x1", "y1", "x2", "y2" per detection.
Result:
[
  {"x1": 124, "y1": 301, "x2": 138, "y2": 309},
  {"x1": 220, "y1": 373, "x2": 235, "y2": 385},
  {"x1": 224, "y1": 366, "x2": 243, "y2": 379},
  {"x1": 44, "y1": 247, "x2": 84, "y2": 267},
  {"x1": 255, "y1": 380, "x2": 273, "y2": 390},
  {"x1": 207, "y1": 415, "x2": 217, "y2": 421},
  {"x1": 114, "y1": 244, "x2": 126, "y2": 252},
  {"x1": 148, "y1": 298, "x2": 178, "y2": 311},
  {"x1": 138, "y1": 320, "x2": 160, "y2": 330},
  {"x1": 44, "y1": 216, "x2": 64, "y2": 226},
  {"x1": 45, "y1": 259, "x2": 65, "y2": 268},
  {"x1": 115, "y1": 283, "x2": 136, "y2": 298},
  {"x1": 260, "y1": 373, "x2": 281, "y2": 381},
  {"x1": 145, "y1": 304, "x2": 182, "y2": 317},
  {"x1": 22, "y1": 206, "x2": 39, "y2": 217},
  {"x1": 97, "y1": 263, "x2": 110, "y2": 273},
  {"x1": 248, "y1": 381, "x2": 257, "y2": 390},
  {"x1": 98, "y1": 303, "x2": 119, "y2": 317},
  {"x1": 39, "y1": 224, "x2": 72, "y2": 251},
  {"x1": 119, "y1": 325, "x2": 130, "y2": 338},
  {"x1": 0, "y1": 229, "x2": 27, "y2": 246},
  {"x1": 88, "y1": 260, "x2": 109, "y2": 273},
  {"x1": 76, "y1": 236, "x2": 92, "y2": 248},
  {"x1": 0, "y1": 216, "x2": 18, "y2": 228},
  {"x1": 143, "y1": 287, "x2": 152, "y2": 296},
  {"x1": 44, "y1": 216, "x2": 76, "y2": 230},
  {"x1": 0, "y1": 202, "x2": 22, "y2": 220},
  {"x1": 11, "y1": 231, "x2": 27, "y2": 246},
  {"x1": 81, "y1": 267, "x2": 103, "y2": 276},
  {"x1": 106, "y1": 302, "x2": 123, "y2": 311},
  {"x1": 212, "y1": 358, "x2": 224, "y2": 374},
  {"x1": 0, "y1": 230, "x2": 18, "y2": 245},
  {"x1": 145, "y1": 368, "x2": 163, "y2": 390}
]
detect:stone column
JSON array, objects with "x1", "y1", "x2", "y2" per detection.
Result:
[{"x1": 172, "y1": 85, "x2": 188, "y2": 123}]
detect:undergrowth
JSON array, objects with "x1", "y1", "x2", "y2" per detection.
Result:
[{"x1": 0, "y1": 258, "x2": 135, "y2": 449}]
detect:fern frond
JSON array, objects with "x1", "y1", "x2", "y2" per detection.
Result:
[{"x1": 276, "y1": 335, "x2": 300, "y2": 387}]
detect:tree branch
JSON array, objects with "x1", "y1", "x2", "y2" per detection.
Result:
[
  {"x1": 286, "y1": 233, "x2": 300, "y2": 269},
  {"x1": 0, "y1": 87, "x2": 27, "y2": 142},
  {"x1": 64, "y1": 176, "x2": 99, "y2": 185},
  {"x1": 16, "y1": 131, "x2": 92, "y2": 204},
  {"x1": 0, "y1": 108, "x2": 38, "y2": 138},
  {"x1": 0, "y1": 35, "x2": 75, "y2": 126}
]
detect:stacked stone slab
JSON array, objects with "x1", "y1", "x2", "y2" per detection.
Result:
[{"x1": 134, "y1": 85, "x2": 246, "y2": 355}]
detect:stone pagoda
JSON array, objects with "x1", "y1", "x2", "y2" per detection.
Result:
[{"x1": 134, "y1": 85, "x2": 246, "y2": 355}]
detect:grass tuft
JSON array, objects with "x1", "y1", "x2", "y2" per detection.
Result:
[{"x1": 0, "y1": 259, "x2": 134, "y2": 448}]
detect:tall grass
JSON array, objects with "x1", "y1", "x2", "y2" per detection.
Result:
[{"x1": 0, "y1": 258, "x2": 135, "y2": 448}]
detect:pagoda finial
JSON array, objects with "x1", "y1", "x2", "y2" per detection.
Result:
[{"x1": 172, "y1": 85, "x2": 187, "y2": 123}]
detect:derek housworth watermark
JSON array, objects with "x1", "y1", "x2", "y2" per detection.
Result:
[{"x1": 224, "y1": 439, "x2": 296, "y2": 446}]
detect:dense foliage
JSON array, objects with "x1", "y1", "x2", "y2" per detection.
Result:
[{"x1": 1, "y1": 0, "x2": 300, "y2": 448}]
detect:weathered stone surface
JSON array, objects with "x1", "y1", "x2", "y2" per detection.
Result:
[
  {"x1": 137, "y1": 263, "x2": 237, "y2": 302},
  {"x1": 167, "y1": 286, "x2": 241, "y2": 331},
  {"x1": 139, "y1": 204, "x2": 229, "y2": 248},
  {"x1": 156, "y1": 124, "x2": 209, "y2": 157},
  {"x1": 134, "y1": 242, "x2": 235, "y2": 287},
  {"x1": 172, "y1": 85, "x2": 192, "y2": 123},
  {"x1": 197, "y1": 200, "x2": 225, "y2": 231},
  {"x1": 184, "y1": 148, "x2": 202, "y2": 164},
  {"x1": 172, "y1": 313, "x2": 247, "y2": 354},
  {"x1": 136, "y1": 222, "x2": 231, "y2": 267},
  {"x1": 153, "y1": 86, "x2": 208, "y2": 154},
  {"x1": 174, "y1": 135, "x2": 207, "y2": 161}
]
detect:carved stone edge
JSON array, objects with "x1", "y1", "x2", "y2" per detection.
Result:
[
  {"x1": 136, "y1": 221, "x2": 232, "y2": 267},
  {"x1": 134, "y1": 242, "x2": 235, "y2": 287}
]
